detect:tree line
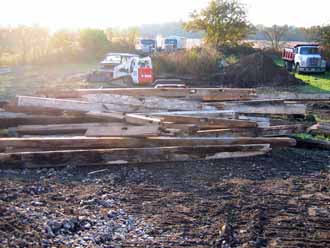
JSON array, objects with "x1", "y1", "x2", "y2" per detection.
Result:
[{"x1": 0, "y1": 26, "x2": 140, "y2": 66}]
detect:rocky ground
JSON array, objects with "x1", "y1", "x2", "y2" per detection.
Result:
[{"x1": 1, "y1": 148, "x2": 330, "y2": 248}]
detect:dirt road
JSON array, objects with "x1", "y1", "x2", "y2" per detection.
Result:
[{"x1": 1, "y1": 148, "x2": 330, "y2": 247}]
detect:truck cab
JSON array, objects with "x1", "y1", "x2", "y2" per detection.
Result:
[
  {"x1": 135, "y1": 39, "x2": 157, "y2": 54},
  {"x1": 162, "y1": 36, "x2": 186, "y2": 52},
  {"x1": 282, "y1": 44, "x2": 326, "y2": 73}
]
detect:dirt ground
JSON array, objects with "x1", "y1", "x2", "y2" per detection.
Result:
[
  {"x1": 211, "y1": 52, "x2": 304, "y2": 88},
  {"x1": 1, "y1": 148, "x2": 330, "y2": 248}
]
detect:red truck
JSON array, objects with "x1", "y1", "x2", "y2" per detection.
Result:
[{"x1": 282, "y1": 44, "x2": 326, "y2": 73}]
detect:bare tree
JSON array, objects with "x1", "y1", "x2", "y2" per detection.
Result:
[{"x1": 262, "y1": 25, "x2": 288, "y2": 50}]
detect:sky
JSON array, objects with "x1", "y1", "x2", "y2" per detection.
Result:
[{"x1": 1, "y1": 0, "x2": 330, "y2": 30}]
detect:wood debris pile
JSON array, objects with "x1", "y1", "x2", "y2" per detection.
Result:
[{"x1": 1, "y1": 87, "x2": 329, "y2": 168}]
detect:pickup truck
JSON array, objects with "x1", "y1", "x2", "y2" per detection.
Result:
[{"x1": 282, "y1": 44, "x2": 326, "y2": 73}]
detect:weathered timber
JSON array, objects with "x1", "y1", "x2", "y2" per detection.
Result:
[
  {"x1": 0, "y1": 112, "x2": 110, "y2": 129},
  {"x1": 159, "y1": 115, "x2": 257, "y2": 128},
  {"x1": 124, "y1": 114, "x2": 162, "y2": 125},
  {"x1": 216, "y1": 102, "x2": 307, "y2": 115},
  {"x1": 148, "y1": 110, "x2": 236, "y2": 118},
  {"x1": 0, "y1": 137, "x2": 296, "y2": 152},
  {"x1": 257, "y1": 92, "x2": 330, "y2": 101},
  {"x1": 84, "y1": 94, "x2": 214, "y2": 111},
  {"x1": 238, "y1": 115, "x2": 270, "y2": 128},
  {"x1": 85, "y1": 125, "x2": 161, "y2": 137},
  {"x1": 0, "y1": 144, "x2": 270, "y2": 168},
  {"x1": 40, "y1": 88, "x2": 256, "y2": 100},
  {"x1": 11, "y1": 123, "x2": 123, "y2": 136},
  {"x1": 258, "y1": 124, "x2": 306, "y2": 137},
  {"x1": 86, "y1": 112, "x2": 162, "y2": 126},
  {"x1": 196, "y1": 128, "x2": 257, "y2": 137},
  {"x1": 4, "y1": 102, "x2": 64, "y2": 115},
  {"x1": 16, "y1": 96, "x2": 145, "y2": 113},
  {"x1": 161, "y1": 123, "x2": 200, "y2": 133},
  {"x1": 86, "y1": 111, "x2": 125, "y2": 121}
]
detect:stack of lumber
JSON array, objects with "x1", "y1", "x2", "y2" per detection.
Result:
[{"x1": 1, "y1": 87, "x2": 329, "y2": 168}]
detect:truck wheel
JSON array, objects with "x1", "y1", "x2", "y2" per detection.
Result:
[{"x1": 295, "y1": 64, "x2": 301, "y2": 74}]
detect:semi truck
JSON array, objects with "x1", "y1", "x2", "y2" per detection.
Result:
[{"x1": 282, "y1": 44, "x2": 326, "y2": 73}]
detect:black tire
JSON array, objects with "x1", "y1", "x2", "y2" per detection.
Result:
[
  {"x1": 123, "y1": 76, "x2": 134, "y2": 86},
  {"x1": 295, "y1": 64, "x2": 301, "y2": 74},
  {"x1": 287, "y1": 62, "x2": 293, "y2": 72}
]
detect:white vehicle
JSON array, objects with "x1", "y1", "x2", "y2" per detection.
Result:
[
  {"x1": 135, "y1": 38, "x2": 157, "y2": 54},
  {"x1": 282, "y1": 44, "x2": 326, "y2": 73},
  {"x1": 162, "y1": 36, "x2": 186, "y2": 51},
  {"x1": 87, "y1": 53, "x2": 153, "y2": 85}
]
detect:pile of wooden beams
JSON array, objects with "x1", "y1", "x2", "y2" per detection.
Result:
[{"x1": 1, "y1": 87, "x2": 329, "y2": 168}]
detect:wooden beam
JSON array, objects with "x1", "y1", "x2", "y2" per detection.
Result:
[
  {"x1": 4, "y1": 102, "x2": 64, "y2": 115},
  {"x1": 257, "y1": 92, "x2": 330, "y2": 101},
  {"x1": 11, "y1": 123, "x2": 124, "y2": 136},
  {"x1": 16, "y1": 96, "x2": 145, "y2": 113},
  {"x1": 84, "y1": 94, "x2": 214, "y2": 111},
  {"x1": 257, "y1": 124, "x2": 306, "y2": 137},
  {"x1": 0, "y1": 137, "x2": 296, "y2": 152},
  {"x1": 196, "y1": 128, "x2": 257, "y2": 137},
  {"x1": 148, "y1": 110, "x2": 237, "y2": 118},
  {"x1": 124, "y1": 114, "x2": 162, "y2": 125},
  {"x1": 0, "y1": 144, "x2": 271, "y2": 168},
  {"x1": 238, "y1": 115, "x2": 270, "y2": 128},
  {"x1": 40, "y1": 88, "x2": 256, "y2": 100},
  {"x1": 215, "y1": 102, "x2": 307, "y2": 115},
  {"x1": 85, "y1": 125, "x2": 161, "y2": 137},
  {"x1": 159, "y1": 115, "x2": 257, "y2": 128},
  {"x1": 0, "y1": 112, "x2": 110, "y2": 129}
]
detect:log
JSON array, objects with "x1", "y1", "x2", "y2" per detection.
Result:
[
  {"x1": 0, "y1": 137, "x2": 296, "y2": 152},
  {"x1": 0, "y1": 144, "x2": 271, "y2": 168},
  {"x1": 40, "y1": 88, "x2": 256, "y2": 100},
  {"x1": 85, "y1": 125, "x2": 161, "y2": 137},
  {"x1": 84, "y1": 94, "x2": 214, "y2": 111},
  {"x1": 16, "y1": 96, "x2": 144, "y2": 113},
  {"x1": 159, "y1": 115, "x2": 257, "y2": 128}
]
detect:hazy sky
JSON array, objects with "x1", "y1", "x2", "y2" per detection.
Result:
[{"x1": 1, "y1": 0, "x2": 330, "y2": 30}]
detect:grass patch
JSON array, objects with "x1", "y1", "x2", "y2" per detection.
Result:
[
  {"x1": 294, "y1": 133, "x2": 330, "y2": 142},
  {"x1": 0, "y1": 62, "x2": 98, "y2": 101},
  {"x1": 272, "y1": 56, "x2": 330, "y2": 93},
  {"x1": 295, "y1": 72, "x2": 330, "y2": 93}
]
